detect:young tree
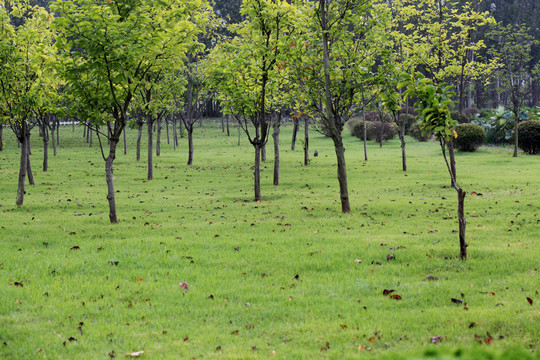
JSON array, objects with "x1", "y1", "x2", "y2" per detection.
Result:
[
  {"x1": 53, "y1": 0, "x2": 203, "y2": 223},
  {"x1": 0, "y1": 4, "x2": 55, "y2": 206},
  {"x1": 207, "y1": 0, "x2": 295, "y2": 202},
  {"x1": 400, "y1": 72, "x2": 468, "y2": 260},
  {"x1": 488, "y1": 24, "x2": 539, "y2": 157},
  {"x1": 291, "y1": 0, "x2": 390, "y2": 213}
]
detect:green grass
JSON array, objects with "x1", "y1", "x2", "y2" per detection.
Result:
[{"x1": 0, "y1": 122, "x2": 539, "y2": 359}]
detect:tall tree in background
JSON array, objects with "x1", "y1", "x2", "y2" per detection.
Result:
[
  {"x1": 207, "y1": 0, "x2": 295, "y2": 202},
  {"x1": 53, "y1": 0, "x2": 203, "y2": 223},
  {"x1": 291, "y1": 0, "x2": 389, "y2": 213},
  {"x1": 0, "y1": 4, "x2": 55, "y2": 206},
  {"x1": 488, "y1": 24, "x2": 540, "y2": 157}
]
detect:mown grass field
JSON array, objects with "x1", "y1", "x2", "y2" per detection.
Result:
[{"x1": 0, "y1": 122, "x2": 538, "y2": 360}]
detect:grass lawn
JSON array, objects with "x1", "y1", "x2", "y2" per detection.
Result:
[{"x1": 0, "y1": 122, "x2": 538, "y2": 359}]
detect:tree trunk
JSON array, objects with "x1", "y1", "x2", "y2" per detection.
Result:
[
  {"x1": 52, "y1": 126, "x2": 57, "y2": 156},
  {"x1": 261, "y1": 144, "x2": 266, "y2": 162},
  {"x1": 136, "y1": 122, "x2": 142, "y2": 161},
  {"x1": 291, "y1": 117, "x2": 299, "y2": 150},
  {"x1": 304, "y1": 117, "x2": 309, "y2": 166},
  {"x1": 187, "y1": 127, "x2": 194, "y2": 165},
  {"x1": 105, "y1": 138, "x2": 119, "y2": 223},
  {"x1": 172, "y1": 118, "x2": 177, "y2": 150},
  {"x1": 513, "y1": 110, "x2": 519, "y2": 157},
  {"x1": 457, "y1": 188, "x2": 467, "y2": 260},
  {"x1": 179, "y1": 119, "x2": 184, "y2": 138},
  {"x1": 448, "y1": 140, "x2": 456, "y2": 182},
  {"x1": 123, "y1": 127, "x2": 127, "y2": 155},
  {"x1": 166, "y1": 118, "x2": 170, "y2": 145},
  {"x1": 399, "y1": 123, "x2": 407, "y2": 172},
  {"x1": 237, "y1": 123, "x2": 241, "y2": 146},
  {"x1": 0, "y1": 126, "x2": 3, "y2": 151},
  {"x1": 83, "y1": 123, "x2": 87, "y2": 139},
  {"x1": 26, "y1": 136, "x2": 35, "y2": 186},
  {"x1": 72, "y1": 118, "x2": 75, "y2": 132},
  {"x1": 89, "y1": 127, "x2": 93, "y2": 148},
  {"x1": 43, "y1": 127, "x2": 49, "y2": 172},
  {"x1": 272, "y1": 118, "x2": 280, "y2": 186},
  {"x1": 56, "y1": 119, "x2": 60, "y2": 147},
  {"x1": 254, "y1": 143, "x2": 261, "y2": 202},
  {"x1": 147, "y1": 121, "x2": 153, "y2": 180},
  {"x1": 16, "y1": 129, "x2": 28, "y2": 206},
  {"x1": 156, "y1": 119, "x2": 161, "y2": 157},
  {"x1": 221, "y1": 116, "x2": 225, "y2": 132},
  {"x1": 226, "y1": 116, "x2": 230, "y2": 136},
  {"x1": 363, "y1": 111, "x2": 368, "y2": 161},
  {"x1": 333, "y1": 136, "x2": 350, "y2": 213}
]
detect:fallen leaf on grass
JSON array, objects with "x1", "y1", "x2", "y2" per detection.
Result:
[
  {"x1": 389, "y1": 294, "x2": 402, "y2": 300},
  {"x1": 135, "y1": 278, "x2": 143, "y2": 282},
  {"x1": 354, "y1": 259, "x2": 362, "y2": 263},
  {"x1": 358, "y1": 345, "x2": 366, "y2": 351},
  {"x1": 124, "y1": 350, "x2": 144, "y2": 357},
  {"x1": 179, "y1": 282, "x2": 189, "y2": 291},
  {"x1": 430, "y1": 336, "x2": 441, "y2": 343},
  {"x1": 70, "y1": 246, "x2": 80, "y2": 251},
  {"x1": 383, "y1": 289, "x2": 395, "y2": 295},
  {"x1": 13, "y1": 282, "x2": 23, "y2": 287},
  {"x1": 425, "y1": 276, "x2": 439, "y2": 281},
  {"x1": 451, "y1": 298, "x2": 463, "y2": 304},
  {"x1": 527, "y1": 297, "x2": 533, "y2": 305},
  {"x1": 386, "y1": 254, "x2": 395, "y2": 261}
]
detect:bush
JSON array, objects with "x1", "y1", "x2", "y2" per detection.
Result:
[
  {"x1": 517, "y1": 120, "x2": 540, "y2": 154},
  {"x1": 368, "y1": 121, "x2": 397, "y2": 142},
  {"x1": 409, "y1": 121, "x2": 431, "y2": 142},
  {"x1": 464, "y1": 107, "x2": 480, "y2": 119},
  {"x1": 396, "y1": 114, "x2": 416, "y2": 135},
  {"x1": 347, "y1": 117, "x2": 363, "y2": 137},
  {"x1": 455, "y1": 123, "x2": 486, "y2": 152},
  {"x1": 451, "y1": 111, "x2": 470, "y2": 124},
  {"x1": 364, "y1": 110, "x2": 391, "y2": 123}
]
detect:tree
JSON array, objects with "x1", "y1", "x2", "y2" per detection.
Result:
[
  {"x1": 206, "y1": 0, "x2": 295, "y2": 202},
  {"x1": 291, "y1": 0, "x2": 389, "y2": 213},
  {"x1": 52, "y1": 0, "x2": 203, "y2": 223},
  {"x1": 0, "y1": 3, "x2": 55, "y2": 206},
  {"x1": 400, "y1": 72, "x2": 468, "y2": 260},
  {"x1": 488, "y1": 24, "x2": 539, "y2": 157}
]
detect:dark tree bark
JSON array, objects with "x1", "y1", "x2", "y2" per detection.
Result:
[
  {"x1": 156, "y1": 119, "x2": 162, "y2": 157},
  {"x1": 448, "y1": 140, "x2": 456, "y2": 181},
  {"x1": 52, "y1": 123, "x2": 57, "y2": 156},
  {"x1": 254, "y1": 143, "x2": 261, "y2": 201},
  {"x1": 187, "y1": 127, "x2": 194, "y2": 165},
  {"x1": 166, "y1": 118, "x2": 170, "y2": 145},
  {"x1": 123, "y1": 127, "x2": 127, "y2": 155},
  {"x1": 105, "y1": 137, "x2": 119, "y2": 223},
  {"x1": 237, "y1": 123, "x2": 241, "y2": 146},
  {"x1": 147, "y1": 119, "x2": 154, "y2": 180},
  {"x1": 42, "y1": 126, "x2": 49, "y2": 172},
  {"x1": 16, "y1": 129, "x2": 28, "y2": 206},
  {"x1": 272, "y1": 114, "x2": 281, "y2": 186},
  {"x1": 221, "y1": 116, "x2": 225, "y2": 132},
  {"x1": 226, "y1": 115, "x2": 230, "y2": 136},
  {"x1": 291, "y1": 117, "x2": 299, "y2": 150},
  {"x1": 56, "y1": 118, "x2": 60, "y2": 147},
  {"x1": 333, "y1": 136, "x2": 350, "y2": 213},
  {"x1": 172, "y1": 116, "x2": 178, "y2": 150},
  {"x1": 261, "y1": 144, "x2": 266, "y2": 162},
  {"x1": 399, "y1": 129, "x2": 407, "y2": 171},
  {"x1": 0, "y1": 126, "x2": 3, "y2": 151},
  {"x1": 304, "y1": 117, "x2": 309, "y2": 166},
  {"x1": 136, "y1": 120, "x2": 143, "y2": 161},
  {"x1": 26, "y1": 138, "x2": 35, "y2": 186},
  {"x1": 363, "y1": 111, "x2": 368, "y2": 161}
]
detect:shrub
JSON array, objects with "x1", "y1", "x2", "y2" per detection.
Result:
[
  {"x1": 396, "y1": 114, "x2": 416, "y2": 135},
  {"x1": 364, "y1": 110, "x2": 391, "y2": 123},
  {"x1": 347, "y1": 117, "x2": 363, "y2": 137},
  {"x1": 451, "y1": 111, "x2": 470, "y2": 124},
  {"x1": 455, "y1": 123, "x2": 486, "y2": 152},
  {"x1": 517, "y1": 120, "x2": 540, "y2": 154},
  {"x1": 368, "y1": 121, "x2": 397, "y2": 142},
  {"x1": 409, "y1": 121, "x2": 431, "y2": 142},
  {"x1": 464, "y1": 107, "x2": 480, "y2": 119}
]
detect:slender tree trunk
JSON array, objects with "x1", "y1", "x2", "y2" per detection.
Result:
[
  {"x1": 123, "y1": 127, "x2": 127, "y2": 155},
  {"x1": 156, "y1": 119, "x2": 161, "y2": 157},
  {"x1": 0, "y1": 126, "x2": 3, "y2": 151},
  {"x1": 187, "y1": 127, "x2": 194, "y2": 165},
  {"x1": 513, "y1": 108, "x2": 519, "y2": 157},
  {"x1": 221, "y1": 116, "x2": 225, "y2": 132},
  {"x1": 26, "y1": 138, "x2": 35, "y2": 186},
  {"x1": 179, "y1": 119, "x2": 184, "y2": 138},
  {"x1": 226, "y1": 116, "x2": 230, "y2": 136},
  {"x1": 89, "y1": 127, "x2": 93, "y2": 148},
  {"x1": 457, "y1": 188, "x2": 467, "y2": 260},
  {"x1": 363, "y1": 111, "x2": 368, "y2": 161},
  {"x1": 72, "y1": 119, "x2": 75, "y2": 132},
  {"x1": 254, "y1": 143, "x2": 261, "y2": 202},
  {"x1": 136, "y1": 122, "x2": 142, "y2": 161},
  {"x1": 304, "y1": 117, "x2": 309, "y2": 166},
  {"x1": 273, "y1": 117, "x2": 280, "y2": 186},
  {"x1": 291, "y1": 117, "x2": 299, "y2": 150},
  {"x1": 166, "y1": 118, "x2": 170, "y2": 145},
  {"x1": 83, "y1": 123, "x2": 87, "y2": 139},
  {"x1": 56, "y1": 119, "x2": 60, "y2": 147},
  {"x1": 147, "y1": 121, "x2": 153, "y2": 181},
  {"x1": 238, "y1": 123, "x2": 241, "y2": 146},
  {"x1": 172, "y1": 118, "x2": 177, "y2": 150},
  {"x1": 333, "y1": 136, "x2": 350, "y2": 213},
  {"x1": 52, "y1": 126, "x2": 57, "y2": 156},
  {"x1": 43, "y1": 127, "x2": 49, "y2": 172},
  {"x1": 16, "y1": 128, "x2": 28, "y2": 206},
  {"x1": 399, "y1": 118, "x2": 407, "y2": 171},
  {"x1": 105, "y1": 138, "x2": 119, "y2": 223},
  {"x1": 448, "y1": 141, "x2": 456, "y2": 182},
  {"x1": 261, "y1": 144, "x2": 266, "y2": 162}
]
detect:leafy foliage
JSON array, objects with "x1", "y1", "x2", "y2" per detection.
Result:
[
  {"x1": 517, "y1": 120, "x2": 540, "y2": 154},
  {"x1": 455, "y1": 123, "x2": 487, "y2": 152}
]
